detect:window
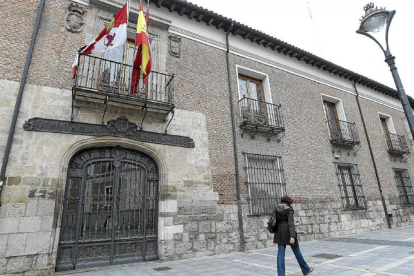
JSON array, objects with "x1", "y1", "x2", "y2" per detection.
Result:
[
  {"x1": 244, "y1": 153, "x2": 286, "y2": 215},
  {"x1": 402, "y1": 118, "x2": 414, "y2": 152},
  {"x1": 335, "y1": 163, "x2": 366, "y2": 209},
  {"x1": 394, "y1": 169, "x2": 414, "y2": 205},
  {"x1": 238, "y1": 75, "x2": 268, "y2": 124},
  {"x1": 238, "y1": 74, "x2": 265, "y2": 101},
  {"x1": 321, "y1": 95, "x2": 357, "y2": 143},
  {"x1": 100, "y1": 40, "x2": 137, "y2": 91},
  {"x1": 97, "y1": 35, "x2": 157, "y2": 95}
]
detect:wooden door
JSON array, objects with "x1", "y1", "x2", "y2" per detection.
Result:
[
  {"x1": 324, "y1": 101, "x2": 341, "y2": 139},
  {"x1": 380, "y1": 118, "x2": 393, "y2": 149}
]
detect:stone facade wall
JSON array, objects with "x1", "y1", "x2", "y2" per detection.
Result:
[
  {"x1": 167, "y1": 36, "x2": 237, "y2": 205},
  {"x1": 166, "y1": 32, "x2": 414, "y2": 252},
  {"x1": 0, "y1": 79, "x2": 218, "y2": 274},
  {"x1": 242, "y1": 200, "x2": 389, "y2": 250},
  {"x1": 160, "y1": 203, "x2": 240, "y2": 261},
  {"x1": 1, "y1": 0, "x2": 414, "y2": 274}
]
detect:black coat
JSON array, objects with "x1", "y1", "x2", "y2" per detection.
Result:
[{"x1": 273, "y1": 204, "x2": 298, "y2": 245}]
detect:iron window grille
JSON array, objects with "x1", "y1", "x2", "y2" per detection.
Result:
[
  {"x1": 335, "y1": 163, "x2": 366, "y2": 210},
  {"x1": 244, "y1": 153, "x2": 286, "y2": 215},
  {"x1": 394, "y1": 169, "x2": 414, "y2": 205}
]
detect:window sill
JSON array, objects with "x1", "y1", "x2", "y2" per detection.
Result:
[
  {"x1": 343, "y1": 207, "x2": 366, "y2": 211},
  {"x1": 247, "y1": 214, "x2": 269, "y2": 217}
]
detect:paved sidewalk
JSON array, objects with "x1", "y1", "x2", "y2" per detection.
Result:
[{"x1": 57, "y1": 225, "x2": 414, "y2": 276}]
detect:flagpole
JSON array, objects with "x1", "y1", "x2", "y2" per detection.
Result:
[{"x1": 127, "y1": 0, "x2": 131, "y2": 22}]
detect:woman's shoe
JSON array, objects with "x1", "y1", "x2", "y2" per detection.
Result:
[{"x1": 304, "y1": 267, "x2": 314, "y2": 275}]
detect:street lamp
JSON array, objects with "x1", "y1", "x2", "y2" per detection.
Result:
[{"x1": 357, "y1": 3, "x2": 414, "y2": 140}]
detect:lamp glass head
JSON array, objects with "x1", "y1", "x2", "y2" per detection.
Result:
[{"x1": 362, "y1": 12, "x2": 387, "y2": 32}]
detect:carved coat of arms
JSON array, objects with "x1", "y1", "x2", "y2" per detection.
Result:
[
  {"x1": 169, "y1": 36, "x2": 182, "y2": 58},
  {"x1": 65, "y1": 4, "x2": 86, "y2": 33},
  {"x1": 106, "y1": 116, "x2": 138, "y2": 137}
]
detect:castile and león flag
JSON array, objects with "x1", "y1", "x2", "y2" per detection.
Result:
[
  {"x1": 72, "y1": 0, "x2": 152, "y2": 92},
  {"x1": 72, "y1": 2, "x2": 129, "y2": 78}
]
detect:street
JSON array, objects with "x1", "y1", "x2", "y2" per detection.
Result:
[{"x1": 56, "y1": 225, "x2": 414, "y2": 276}]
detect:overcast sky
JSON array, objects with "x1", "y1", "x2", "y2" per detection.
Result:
[{"x1": 186, "y1": 0, "x2": 414, "y2": 98}]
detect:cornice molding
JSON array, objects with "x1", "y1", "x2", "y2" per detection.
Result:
[
  {"x1": 170, "y1": 26, "x2": 404, "y2": 113},
  {"x1": 153, "y1": 0, "x2": 414, "y2": 108}
]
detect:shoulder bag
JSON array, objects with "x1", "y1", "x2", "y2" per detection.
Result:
[{"x1": 267, "y1": 211, "x2": 277, "y2": 234}]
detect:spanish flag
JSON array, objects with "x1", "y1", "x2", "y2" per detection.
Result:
[{"x1": 131, "y1": 0, "x2": 152, "y2": 95}]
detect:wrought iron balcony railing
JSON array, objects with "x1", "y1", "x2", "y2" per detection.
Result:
[
  {"x1": 386, "y1": 133, "x2": 410, "y2": 155},
  {"x1": 327, "y1": 119, "x2": 360, "y2": 145},
  {"x1": 238, "y1": 96, "x2": 285, "y2": 139},
  {"x1": 73, "y1": 54, "x2": 174, "y2": 113}
]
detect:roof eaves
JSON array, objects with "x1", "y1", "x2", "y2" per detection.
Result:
[{"x1": 152, "y1": 0, "x2": 414, "y2": 109}]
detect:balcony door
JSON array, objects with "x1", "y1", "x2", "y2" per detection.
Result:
[
  {"x1": 99, "y1": 34, "x2": 159, "y2": 98},
  {"x1": 324, "y1": 101, "x2": 341, "y2": 139},
  {"x1": 99, "y1": 40, "x2": 136, "y2": 94},
  {"x1": 238, "y1": 75, "x2": 267, "y2": 124},
  {"x1": 380, "y1": 118, "x2": 393, "y2": 150}
]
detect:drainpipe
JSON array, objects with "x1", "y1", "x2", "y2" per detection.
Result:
[
  {"x1": 0, "y1": 0, "x2": 46, "y2": 206},
  {"x1": 225, "y1": 22, "x2": 245, "y2": 251},
  {"x1": 353, "y1": 79, "x2": 391, "y2": 229}
]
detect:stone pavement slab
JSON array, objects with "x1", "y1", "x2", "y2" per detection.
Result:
[{"x1": 56, "y1": 225, "x2": 414, "y2": 276}]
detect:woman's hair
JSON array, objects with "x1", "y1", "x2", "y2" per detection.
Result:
[{"x1": 281, "y1": 196, "x2": 293, "y2": 205}]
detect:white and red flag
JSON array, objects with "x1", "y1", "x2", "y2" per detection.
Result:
[
  {"x1": 72, "y1": 2, "x2": 129, "y2": 78},
  {"x1": 130, "y1": 0, "x2": 152, "y2": 95}
]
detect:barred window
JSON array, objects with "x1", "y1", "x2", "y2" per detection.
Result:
[
  {"x1": 335, "y1": 163, "x2": 366, "y2": 209},
  {"x1": 394, "y1": 169, "x2": 414, "y2": 205},
  {"x1": 244, "y1": 153, "x2": 286, "y2": 215}
]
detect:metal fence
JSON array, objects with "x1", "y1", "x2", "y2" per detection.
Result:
[
  {"x1": 335, "y1": 163, "x2": 366, "y2": 210},
  {"x1": 73, "y1": 54, "x2": 174, "y2": 104},
  {"x1": 387, "y1": 133, "x2": 410, "y2": 154},
  {"x1": 244, "y1": 153, "x2": 286, "y2": 215},
  {"x1": 327, "y1": 119, "x2": 359, "y2": 144},
  {"x1": 238, "y1": 97, "x2": 284, "y2": 128}
]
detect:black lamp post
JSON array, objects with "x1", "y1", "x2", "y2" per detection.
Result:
[{"x1": 357, "y1": 3, "x2": 414, "y2": 140}]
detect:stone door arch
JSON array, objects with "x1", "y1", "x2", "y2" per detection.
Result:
[{"x1": 56, "y1": 146, "x2": 159, "y2": 271}]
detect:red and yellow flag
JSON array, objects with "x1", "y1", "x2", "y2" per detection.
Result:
[
  {"x1": 131, "y1": 0, "x2": 152, "y2": 95},
  {"x1": 73, "y1": 2, "x2": 128, "y2": 79}
]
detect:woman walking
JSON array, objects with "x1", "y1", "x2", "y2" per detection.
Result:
[{"x1": 274, "y1": 196, "x2": 314, "y2": 276}]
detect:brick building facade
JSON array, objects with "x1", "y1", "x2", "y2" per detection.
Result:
[{"x1": 1, "y1": 0, "x2": 414, "y2": 274}]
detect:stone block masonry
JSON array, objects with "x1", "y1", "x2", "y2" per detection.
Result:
[
  {"x1": 0, "y1": 200, "x2": 56, "y2": 275},
  {"x1": 159, "y1": 203, "x2": 240, "y2": 261},
  {"x1": 240, "y1": 201, "x2": 389, "y2": 250}
]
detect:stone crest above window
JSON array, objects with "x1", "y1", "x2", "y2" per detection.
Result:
[
  {"x1": 65, "y1": 3, "x2": 86, "y2": 33},
  {"x1": 169, "y1": 36, "x2": 182, "y2": 58}
]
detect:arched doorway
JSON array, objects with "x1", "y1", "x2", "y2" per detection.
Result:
[{"x1": 56, "y1": 146, "x2": 159, "y2": 271}]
